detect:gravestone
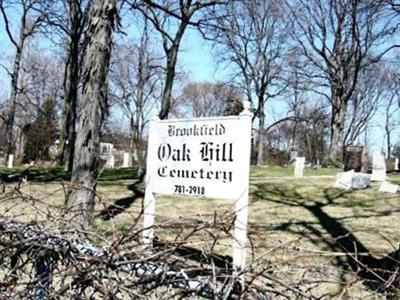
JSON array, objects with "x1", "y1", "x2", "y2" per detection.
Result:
[
  {"x1": 105, "y1": 155, "x2": 115, "y2": 169},
  {"x1": 122, "y1": 152, "x2": 131, "y2": 168},
  {"x1": 343, "y1": 145, "x2": 364, "y2": 172},
  {"x1": 294, "y1": 157, "x2": 305, "y2": 177},
  {"x1": 334, "y1": 170, "x2": 354, "y2": 190},
  {"x1": 100, "y1": 142, "x2": 114, "y2": 158},
  {"x1": 395, "y1": 158, "x2": 399, "y2": 171},
  {"x1": 334, "y1": 170, "x2": 370, "y2": 190},
  {"x1": 133, "y1": 149, "x2": 139, "y2": 162},
  {"x1": 379, "y1": 181, "x2": 398, "y2": 193},
  {"x1": 7, "y1": 154, "x2": 13, "y2": 169},
  {"x1": 371, "y1": 151, "x2": 386, "y2": 181}
]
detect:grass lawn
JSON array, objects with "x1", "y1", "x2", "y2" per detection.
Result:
[{"x1": 1, "y1": 165, "x2": 399, "y2": 298}]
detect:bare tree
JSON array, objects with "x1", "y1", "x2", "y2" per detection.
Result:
[
  {"x1": 179, "y1": 81, "x2": 242, "y2": 118},
  {"x1": 264, "y1": 102, "x2": 328, "y2": 164},
  {"x1": 40, "y1": 0, "x2": 89, "y2": 170},
  {"x1": 287, "y1": 0, "x2": 399, "y2": 163},
  {"x1": 381, "y1": 65, "x2": 400, "y2": 158},
  {"x1": 67, "y1": 0, "x2": 117, "y2": 225},
  {"x1": 0, "y1": 0, "x2": 47, "y2": 164},
  {"x1": 342, "y1": 63, "x2": 384, "y2": 151},
  {"x1": 285, "y1": 51, "x2": 315, "y2": 150},
  {"x1": 14, "y1": 45, "x2": 64, "y2": 160},
  {"x1": 59, "y1": 0, "x2": 88, "y2": 171},
  {"x1": 130, "y1": 0, "x2": 224, "y2": 120},
  {"x1": 212, "y1": 0, "x2": 290, "y2": 165},
  {"x1": 110, "y1": 22, "x2": 161, "y2": 166}
]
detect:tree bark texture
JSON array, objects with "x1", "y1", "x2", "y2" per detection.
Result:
[
  {"x1": 256, "y1": 99, "x2": 265, "y2": 166},
  {"x1": 59, "y1": 0, "x2": 84, "y2": 171},
  {"x1": 67, "y1": 0, "x2": 117, "y2": 225},
  {"x1": 329, "y1": 95, "x2": 348, "y2": 163},
  {"x1": 4, "y1": 33, "x2": 23, "y2": 164}
]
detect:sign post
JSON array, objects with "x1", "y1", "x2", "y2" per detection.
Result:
[{"x1": 143, "y1": 101, "x2": 253, "y2": 275}]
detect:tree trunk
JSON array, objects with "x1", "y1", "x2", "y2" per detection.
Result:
[
  {"x1": 4, "y1": 42, "x2": 23, "y2": 165},
  {"x1": 329, "y1": 96, "x2": 348, "y2": 163},
  {"x1": 15, "y1": 127, "x2": 25, "y2": 162},
  {"x1": 128, "y1": 114, "x2": 135, "y2": 165},
  {"x1": 386, "y1": 125, "x2": 391, "y2": 159},
  {"x1": 67, "y1": 0, "x2": 117, "y2": 225},
  {"x1": 59, "y1": 0, "x2": 83, "y2": 171},
  {"x1": 159, "y1": 50, "x2": 178, "y2": 120},
  {"x1": 256, "y1": 99, "x2": 265, "y2": 166}
]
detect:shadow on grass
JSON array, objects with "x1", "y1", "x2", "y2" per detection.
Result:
[
  {"x1": 97, "y1": 169, "x2": 143, "y2": 220},
  {"x1": 0, "y1": 166, "x2": 138, "y2": 183},
  {"x1": 0, "y1": 166, "x2": 70, "y2": 183},
  {"x1": 253, "y1": 183, "x2": 400, "y2": 298},
  {"x1": 98, "y1": 168, "x2": 138, "y2": 182}
]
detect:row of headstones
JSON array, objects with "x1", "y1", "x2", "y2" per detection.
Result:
[
  {"x1": 292, "y1": 151, "x2": 398, "y2": 180},
  {"x1": 2, "y1": 153, "x2": 133, "y2": 169},
  {"x1": 336, "y1": 151, "x2": 400, "y2": 193},
  {"x1": 105, "y1": 152, "x2": 133, "y2": 169},
  {"x1": 292, "y1": 151, "x2": 399, "y2": 192}
]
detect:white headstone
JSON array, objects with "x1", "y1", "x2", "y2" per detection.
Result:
[
  {"x1": 7, "y1": 154, "x2": 13, "y2": 169},
  {"x1": 294, "y1": 157, "x2": 305, "y2": 177},
  {"x1": 379, "y1": 181, "x2": 398, "y2": 193},
  {"x1": 351, "y1": 173, "x2": 371, "y2": 190},
  {"x1": 371, "y1": 152, "x2": 386, "y2": 181},
  {"x1": 100, "y1": 142, "x2": 114, "y2": 157},
  {"x1": 334, "y1": 170, "x2": 354, "y2": 190},
  {"x1": 395, "y1": 158, "x2": 399, "y2": 171},
  {"x1": 334, "y1": 170, "x2": 370, "y2": 190},
  {"x1": 316, "y1": 159, "x2": 320, "y2": 167},
  {"x1": 133, "y1": 149, "x2": 139, "y2": 161},
  {"x1": 122, "y1": 152, "x2": 130, "y2": 168},
  {"x1": 106, "y1": 155, "x2": 115, "y2": 169}
]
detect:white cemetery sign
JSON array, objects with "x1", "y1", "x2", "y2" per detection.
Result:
[
  {"x1": 294, "y1": 157, "x2": 305, "y2": 178},
  {"x1": 143, "y1": 102, "x2": 253, "y2": 273}
]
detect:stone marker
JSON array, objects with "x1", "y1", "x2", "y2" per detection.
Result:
[
  {"x1": 122, "y1": 152, "x2": 130, "y2": 168},
  {"x1": 106, "y1": 155, "x2": 115, "y2": 169},
  {"x1": 343, "y1": 145, "x2": 364, "y2": 172},
  {"x1": 7, "y1": 154, "x2": 13, "y2": 169},
  {"x1": 351, "y1": 173, "x2": 371, "y2": 190},
  {"x1": 395, "y1": 158, "x2": 399, "y2": 171},
  {"x1": 334, "y1": 170, "x2": 354, "y2": 190},
  {"x1": 294, "y1": 157, "x2": 305, "y2": 178},
  {"x1": 133, "y1": 149, "x2": 139, "y2": 162},
  {"x1": 100, "y1": 142, "x2": 114, "y2": 157},
  {"x1": 334, "y1": 170, "x2": 371, "y2": 190},
  {"x1": 378, "y1": 181, "x2": 399, "y2": 193},
  {"x1": 371, "y1": 151, "x2": 386, "y2": 181}
]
